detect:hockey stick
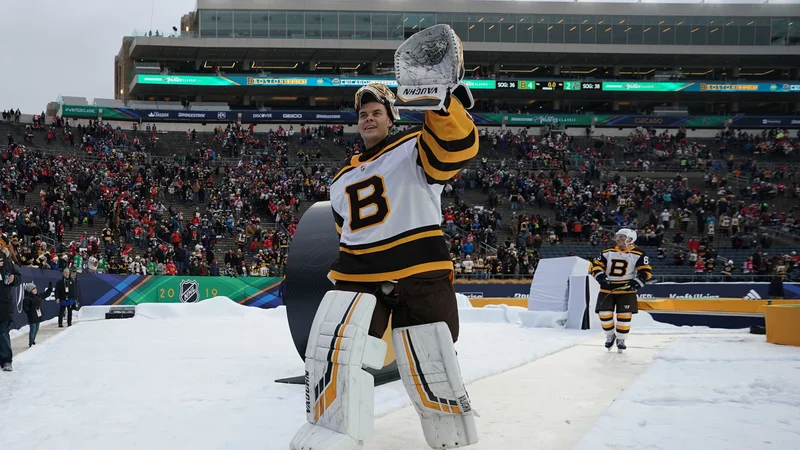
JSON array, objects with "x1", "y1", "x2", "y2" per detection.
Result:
[{"x1": 599, "y1": 279, "x2": 657, "y2": 305}]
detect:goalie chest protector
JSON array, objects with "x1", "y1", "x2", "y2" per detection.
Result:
[{"x1": 328, "y1": 130, "x2": 452, "y2": 283}]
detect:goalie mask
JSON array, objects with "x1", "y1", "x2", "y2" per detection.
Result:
[
  {"x1": 355, "y1": 83, "x2": 399, "y2": 122},
  {"x1": 615, "y1": 228, "x2": 638, "y2": 248}
]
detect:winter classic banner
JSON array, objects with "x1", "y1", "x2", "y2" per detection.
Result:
[{"x1": 77, "y1": 274, "x2": 284, "y2": 309}]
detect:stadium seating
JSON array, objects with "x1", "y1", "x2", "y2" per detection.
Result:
[{"x1": 2, "y1": 113, "x2": 797, "y2": 282}]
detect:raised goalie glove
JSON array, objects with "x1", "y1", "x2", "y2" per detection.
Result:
[{"x1": 393, "y1": 24, "x2": 474, "y2": 112}]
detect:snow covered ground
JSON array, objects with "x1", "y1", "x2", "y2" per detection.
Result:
[
  {"x1": 0, "y1": 298, "x2": 588, "y2": 450},
  {"x1": 1, "y1": 298, "x2": 797, "y2": 450},
  {"x1": 574, "y1": 335, "x2": 800, "y2": 450}
]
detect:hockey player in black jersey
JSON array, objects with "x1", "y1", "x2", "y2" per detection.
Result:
[{"x1": 590, "y1": 228, "x2": 652, "y2": 352}]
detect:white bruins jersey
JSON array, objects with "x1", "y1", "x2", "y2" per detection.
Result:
[
  {"x1": 329, "y1": 98, "x2": 478, "y2": 282},
  {"x1": 590, "y1": 246, "x2": 652, "y2": 294}
]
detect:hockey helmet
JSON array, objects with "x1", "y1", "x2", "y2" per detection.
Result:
[
  {"x1": 615, "y1": 228, "x2": 637, "y2": 246},
  {"x1": 355, "y1": 82, "x2": 399, "y2": 122}
]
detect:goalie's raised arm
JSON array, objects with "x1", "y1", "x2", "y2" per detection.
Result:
[
  {"x1": 393, "y1": 24, "x2": 478, "y2": 184},
  {"x1": 417, "y1": 96, "x2": 478, "y2": 184}
]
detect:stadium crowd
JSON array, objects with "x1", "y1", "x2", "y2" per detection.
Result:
[
  {"x1": 2, "y1": 115, "x2": 798, "y2": 284},
  {"x1": 443, "y1": 154, "x2": 799, "y2": 281},
  {"x1": 0, "y1": 136, "x2": 329, "y2": 278}
]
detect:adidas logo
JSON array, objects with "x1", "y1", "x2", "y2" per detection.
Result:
[{"x1": 744, "y1": 289, "x2": 762, "y2": 300}]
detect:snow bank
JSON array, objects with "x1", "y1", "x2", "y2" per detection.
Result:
[
  {"x1": 133, "y1": 296, "x2": 271, "y2": 320},
  {"x1": 458, "y1": 305, "x2": 525, "y2": 324},
  {"x1": 76, "y1": 306, "x2": 115, "y2": 322},
  {"x1": 518, "y1": 310, "x2": 568, "y2": 329},
  {"x1": 632, "y1": 311, "x2": 747, "y2": 334},
  {"x1": 9, "y1": 318, "x2": 59, "y2": 339},
  {"x1": 455, "y1": 293, "x2": 473, "y2": 308}
]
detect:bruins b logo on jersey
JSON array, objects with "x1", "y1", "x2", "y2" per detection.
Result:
[
  {"x1": 607, "y1": 259, "x2": 629, "y2": 277},
  {"x1": 344, "y1": 175, "x2": 391, "y2": 232}
]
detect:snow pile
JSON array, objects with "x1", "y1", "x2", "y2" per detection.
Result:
[
  {"x1": 9, "y1": 317, "x2": 59, "y2": 339},
  {"x1": 632, "y1": 311, "x2": 747, "y2": 334},
  {"x1": 574, "y1": 335, "x2": 800, "y2": 450},
  {"x1": 518, "y1": 310, "x2": 568, "y2": 328},
  {"x1": 133, "y1": 296, "x2": 269, "y2": 320},
  {"x1": 455, "y1": 293, "x2": 473, "y2": 308},
  {"x1": 458, "y1": 304, "x2": 526, "y2": 324}
]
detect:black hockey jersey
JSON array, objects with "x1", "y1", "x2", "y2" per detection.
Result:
[{"x1": 590, "y1": 246, "x2": 652, "y2": 294}]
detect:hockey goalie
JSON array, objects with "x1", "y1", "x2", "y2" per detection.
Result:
[{"x1": 290, "y1": 24, "x2": 479, "y2": 450}]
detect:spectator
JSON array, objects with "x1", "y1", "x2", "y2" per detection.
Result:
[
  {"x1": 55, "y1": 268, "x2": 77, "y2": 328},
  {"x1": 0, "y1": 247, "x2": 22, "y2": 372},
  {"x1": 23, "y1": 281, "x2": 54, "y2": 347}
]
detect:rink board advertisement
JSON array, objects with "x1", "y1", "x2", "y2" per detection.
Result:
[
  {"x1": 10, "y1": 267, "x2": 63, "y2": 331},
  {"x1": 634, "y1": 282, "x2": 800, "y2": 300},
  {"x1": 452, "y1": 282, "x2": 800, "y2": 301},
  {"x1": 77, "y1": 275, "x2": 284, "y2": 309}
]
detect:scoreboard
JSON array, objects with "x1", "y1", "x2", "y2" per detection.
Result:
[{"x1": 516, "y1": 80, "x2": 582, "y2": 91}]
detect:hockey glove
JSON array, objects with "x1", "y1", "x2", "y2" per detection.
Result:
[
  {"x1": 627, "y1": 278, "x2": 646, "y2": 292},
  {"x1": 594, "y1": 272, "x2": 612, "y2": 290},
  {"x1": 393, "y1": 24, "x2": 474, "y2": 112}
]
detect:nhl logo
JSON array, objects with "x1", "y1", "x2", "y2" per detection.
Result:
[{"x1": 180, "y1": 279, "x2": 199, "y2": 303}]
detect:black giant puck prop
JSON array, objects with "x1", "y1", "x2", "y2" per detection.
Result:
[{"x1": 276, "y1": 201, "x2": 401, "y2": 387}]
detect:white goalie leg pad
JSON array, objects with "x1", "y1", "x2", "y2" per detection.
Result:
[
  {"x1": 393, "y1": 322, "x2": 478, "y2": 449},
  {"x1": 290, "y1": 290, "x2": 387, "y2": 450}
]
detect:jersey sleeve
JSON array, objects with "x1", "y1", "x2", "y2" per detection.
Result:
[
  {"x1": 332, "y1": 206, "x2": 344, "y2": 238},
  {"x1": 590, "y1": 252, "x2": 608, "y2": 278},
  {"x1": 635, "y1": 251, "x2": 653, "y2": 281},
  {"x1": 416, "y1": 96, "x2": 479, "y2": 184}
]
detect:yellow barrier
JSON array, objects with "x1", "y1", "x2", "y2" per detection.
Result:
[{"x1": 765, "y1": 305, "x2": 800, "y2": 347}]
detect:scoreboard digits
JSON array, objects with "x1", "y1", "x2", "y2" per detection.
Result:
[
  {"x1": 497, "y1": 80, "x2": 518, "y2": 89},
  {"x1": 516, "y1": 80, "x2": 582, "y2": 91},
  {"x1": 518, "y1": 80, "x2": 536, "y2": 90},
  {"x1": 536, "y1": 81, "x2": 563, "y2": 91}
]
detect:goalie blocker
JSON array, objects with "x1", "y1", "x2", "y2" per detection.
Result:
[{"x1": 291, "y1": 290, "x2": 478, "y2": 450}]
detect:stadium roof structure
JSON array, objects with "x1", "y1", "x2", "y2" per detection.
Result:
[{"x1": 122, "y1": 0, "x2": 799, "y2": 67}]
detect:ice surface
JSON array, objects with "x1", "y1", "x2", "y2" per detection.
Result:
[{"x1": 573, "y1": 335, "x2": 800, "y2": 450}]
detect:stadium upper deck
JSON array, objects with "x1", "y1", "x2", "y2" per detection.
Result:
[{"x1": 113, "y1": 0, "x2": 800, "y2": 114}]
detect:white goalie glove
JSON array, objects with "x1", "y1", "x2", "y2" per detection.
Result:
[{"x1": 394, "y1": 24, "x2": 474, "y2": 112}]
